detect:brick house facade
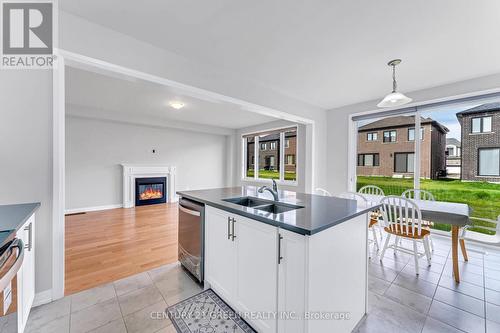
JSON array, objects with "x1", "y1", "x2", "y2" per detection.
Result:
[
  {"x1": 357, "y1": 116, "x2": 448, "y2": 179},
  {"x1": 457, "y1": 103, "x2": 500, "y2": 182}
]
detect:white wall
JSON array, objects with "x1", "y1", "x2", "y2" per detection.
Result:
[
  {"x1": 0, "y1": 71, "x2": 53, "y2": 294},
  {"x1": 233, "y1": 120, "x2": 308, "y2": 192},
  {"x1": 326, "y1": 73, "x2": 500, "y2": 195},
  {"x1": 65, "y1": 115, "x2": 228, "y2": 210}
]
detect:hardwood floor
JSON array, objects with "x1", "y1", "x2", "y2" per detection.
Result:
[{"x1": 65, "y1": 203, "x2": 178, "y2": 295}]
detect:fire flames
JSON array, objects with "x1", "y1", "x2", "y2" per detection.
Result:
[{"x1": 139, "y1": 187, "x2": 163, "y2": 200}]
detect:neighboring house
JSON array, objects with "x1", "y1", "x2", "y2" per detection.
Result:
[
  {"x1": 457, "y1": 103, "x2": 500, "y2": 182},
  {"x1": 446, "y1": 138, "x2": 461, "y2": 178},
  {"x1": 357, "y1": 116, "x2": 448, "y2": 179},
  {"x1": 247, "y1": 131, "x2": 297, "y2": 172}
]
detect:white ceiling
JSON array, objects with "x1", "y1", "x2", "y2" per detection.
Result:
[
  {"x1": 61, "y1": 1, "x2": 500, "y2": 109},
  {"x1": 66, "y1": 66, "x2": 278, "y2": 130}
]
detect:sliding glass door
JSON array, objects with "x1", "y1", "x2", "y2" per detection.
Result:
[{"x1": 352, "y1": 96, "x2": 500, "y2": 236}]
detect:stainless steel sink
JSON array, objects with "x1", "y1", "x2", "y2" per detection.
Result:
[
  {"x1": 222, "y1": 196, "x2": 270, "y2": 207},
  {"x1": 222, "y1": 196, "x2": 304, "y2": 214},
  {"x1": 254, "y1": 203, "x2": 304, "y2": 214}
]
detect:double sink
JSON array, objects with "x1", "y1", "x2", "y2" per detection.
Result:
[{"x1": 222, "y1": 196, "x2": 304, "y2": 214}]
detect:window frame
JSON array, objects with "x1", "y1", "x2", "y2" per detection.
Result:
[
  {"x1": 242, "y1": 126, "x2": 298, "y2": 184},
  {"x1": 478, "y1": 147, "x2": 500, "y2": 177},
  {"x1": 366, "y1": 132, "x2": 378, "y2": 141},
  {"x1": 471, "y1": 116, "x2": 492, "y2": 134},
  {"x1": 383, "y1": 130, "x2": 397, "y2": 143},
  {"x1": 394, "y1": 152, "x2": 415, "y2": 173},
  {"x1": 408, "y1": 127, "x2": 424, "y2": 141},
  {"x1": 357, "y1": 153, "x2": 380, "y2": 167}
]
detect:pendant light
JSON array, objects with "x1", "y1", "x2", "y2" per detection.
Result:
[{"x1": 377, "y1": 59, "x2": 412, "y2": 108}]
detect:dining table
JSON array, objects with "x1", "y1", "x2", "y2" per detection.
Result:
[{"x1": 361, "y1": 194, "x2": 471, "y2": 283}]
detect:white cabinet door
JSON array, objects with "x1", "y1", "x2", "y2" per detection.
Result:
[
  {"x1": 204, "y1": 207, "x2": 236, "y2": 304},
  {"x1": 234, "y1": 216, "x2": 278, "y2": 333},
  {"x1": 277, "y1": 229, "x2": 306, "y2": 333},
  {"x1": 17, "y1": 214, "x2": 35, "y2": 333}
]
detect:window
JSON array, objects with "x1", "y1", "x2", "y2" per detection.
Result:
[
  {"x1": 472, "y1": 116, "x2": 492, "y2": 133},
  {"x1": 243, "y1": 127, "x2": 297, "y2": 182},
  {"x1": 245, "y1": 137, "x2": 255, "y2": 178},
  {"x1": 383, "y1": 130, "x2": 397, "y2": 142},
  {"x1": 367, "y1": 132, "x2": 378, "y2": 141},
  {"x1": 357, "y1": 153, "x2": 380, "y2": 167},
  {"x1": 478, "y1": 148, "x2": 500, "y2": 176},
  {"x1": 394, "y1": 152, "x2": 415, "y2": 173},
  {"x1": 408, "y1": 127, "x2": 424, "y2": 141},
  {"x1": 446, "y1": 147, "x2": 454, "y2": 156}
]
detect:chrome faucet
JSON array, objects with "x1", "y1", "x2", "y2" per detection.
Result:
[{"x1": 258, "y1": 179, "x2": 279, "y2": 201}]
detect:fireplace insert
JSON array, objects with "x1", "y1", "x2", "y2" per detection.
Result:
[{"x1": 135, "y1": 177, "x2": 167, "y2": 206}]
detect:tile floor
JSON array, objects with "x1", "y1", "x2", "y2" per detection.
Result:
[
  {"x1": 26, "y1": 234, "x2": 500, "y2": 333},
  {"x1": 356, "y1": 233, "x2": 500, "y2": 333}
]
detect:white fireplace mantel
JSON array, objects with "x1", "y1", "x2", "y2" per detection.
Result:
[{"x1": 122, "y1": 164, "x2": 176, "y2": 208}]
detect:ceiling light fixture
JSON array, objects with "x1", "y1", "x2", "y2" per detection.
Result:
[
  {"x1": 377, "y1": 59, "x2": 412, "y2": 108},
  {"x1": 169, "y1": 101, "x2": 185, "y2": 110}
]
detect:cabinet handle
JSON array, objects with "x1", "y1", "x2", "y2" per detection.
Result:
[
  {"x1": 231, "y1": 218, "x2": 236, "y2": 241},
  {"x1": 278, "y1": 234, "x2": 283, "y2": 264},
  {"x1": 24, "y1": 223, "x2": 32, "y2": 252},
  {"x1": 227, "y1": 217, "x2": 231, "y2": 240}
]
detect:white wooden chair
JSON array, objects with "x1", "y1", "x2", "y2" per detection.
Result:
[
  {"x1": 358, "y1": 185, "x2": 385, "y2": 196},
  {"x1": 338, "y1": 192, "x2": 380, "y2": 253},
  {"x1": 379, "y1": 196, "x2": 432, "y2": 275},
  {"x1": 315, "y1": 188, "x2": 332, "y2": 196},
  {"x1": 358, "y1": 185, "x2": 385, "y2": 239},
  {"x1": 402, "y1": 189, "x2": 436, "y2": 251}
]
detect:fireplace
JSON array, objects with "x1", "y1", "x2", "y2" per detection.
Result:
[{"x1": 135, "y1": 177, "x2": 167, "y2": 206}]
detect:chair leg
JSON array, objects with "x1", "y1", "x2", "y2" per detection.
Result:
[
  {"x1": 429, "y1": 234, "x2": 434, "y2": 252},
  {"x1": 394, "y1": 236, "x2": 400, "y2": 255},
  {"x1": 460, "y1": 239, "x2": 469, "y2": 262},
  {"x1": 380, "y1": 234, "x2": 391, "y2": 261},
  {"x1": 371, "y1": 227, "x2": 379, "y2": 251},
  {"x1": 423, "y1": 238, "x2": 432, "y2": 266},
  {"x1": 413, "y1": 240, "x2": 419, "y2": 275}
]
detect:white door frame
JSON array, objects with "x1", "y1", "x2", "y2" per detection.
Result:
[{"x1": 52, "y1": 49, "x2": 317, "y2": 299}]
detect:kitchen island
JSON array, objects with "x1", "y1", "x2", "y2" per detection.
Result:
[{"x1": 177, "y1": 187, "x2": 379, "y2": 333}]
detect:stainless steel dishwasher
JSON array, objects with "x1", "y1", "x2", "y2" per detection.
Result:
[{"x1": 178, "y1": 197, "x2": 204, "y2": 282}]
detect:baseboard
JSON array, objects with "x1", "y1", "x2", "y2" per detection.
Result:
[
  {"x1": 65, "y1": 204, "x2": 123, "y2": 214},
  {"x1": 33, "y1": 289, "x2": 53, "y2": 307}
]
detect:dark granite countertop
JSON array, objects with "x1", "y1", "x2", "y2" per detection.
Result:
[
  {"x1": 0, "y1": 202, "x2": 40, "y2": 236},
  {"x1": 177, "y1": 187, "x2": 379, "y2": 235}
]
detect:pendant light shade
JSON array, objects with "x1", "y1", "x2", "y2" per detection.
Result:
[{"x1": 377, "y1": 59, "x2": 412, "y2": 108}]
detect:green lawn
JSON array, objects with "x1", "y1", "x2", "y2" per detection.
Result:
[
  {"x1": 246, "y1": 169, "x2": 296, "y2": 181},
  {"x1": 357, "y1": 176, "x2": 500, "y2": 235}
]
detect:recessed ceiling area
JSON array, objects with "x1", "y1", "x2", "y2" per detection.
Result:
[
  {"x1": 61, "y1": 1, "x2": 500, "y2": 109},
  {"x1": 65, "y1": 66, "x2": 280, "y2": 130}
]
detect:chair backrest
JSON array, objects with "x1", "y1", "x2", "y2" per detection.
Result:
[
  {"x1": 379, "y1": 196, "x2": 424, "y2": 237},
  {"x1": 358, "y1": 185, "x2": 385, "y2": 196},
  {"x1": 402, "y1": 189, "x2": 435, "y2": 201},
  {"x1": 315, "y1": 188, "x2": 332, "y2": 196},
  {"x1": 337, "y1": 191, "x2": 368, "y2": 203}
]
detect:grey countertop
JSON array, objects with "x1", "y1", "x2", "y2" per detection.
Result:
[
  {"x1": 0, "y1": 202, "x2": 40, "y2": 232},
  {"x1": 0, "y1": 202, "x2": 39, "y2": 250},
  {"x1": 177, "y1": 187, "x2": 379, "y2": 235}
]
